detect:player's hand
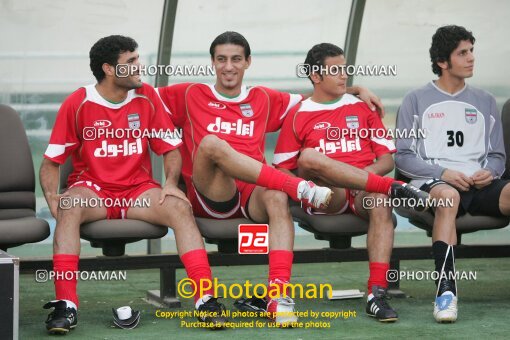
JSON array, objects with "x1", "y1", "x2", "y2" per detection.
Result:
[
  {"x1": 441, "y1": 169, "x2": 474, "y2": 191},
  {"x1": 45, "y1": 192, "x2": 63, "y2": 219},
  {"x1": 159, "y1": 184, "x2": 191, "y2": 206},
  {"x1": 357, "y1": 87, "x2": 385, "y2": 117},
  {"x1": 471, "y1": 169, "x2": 493, "y2": 189}
]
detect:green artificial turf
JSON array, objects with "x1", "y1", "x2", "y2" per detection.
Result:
[{"x1": 18, "y1": 256, "x2": 510, "y2": 339}]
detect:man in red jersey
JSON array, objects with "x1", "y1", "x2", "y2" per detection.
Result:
[
  {"x1": 157, "y1": 32, "x2": 425, "y2": 325},
  {"x1": 274, "y1": 43, "x2": 429, "y2": 323},
  {"x1": 39, "y1": 35, "x2": 221, "y2": 334}
]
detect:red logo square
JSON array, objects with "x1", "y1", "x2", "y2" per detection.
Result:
[{"x1": 238, "y1": 224, "x2": 269, "y2": 254}]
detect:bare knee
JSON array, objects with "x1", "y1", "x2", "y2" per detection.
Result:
[
  {"x1": 434, "y1": 186, "x2": 460, "y2": 202},
  {"x1": 56, "y1": 194, "x2": 87, "y2": 224},
  {"x1": 367, "y1": 193, "x2": 393, "y2": 221},
  {"x1": 263, "y1": 190, "x2": 290, "y2": 214},
  {"x1": 297, "y1": 148, "x2": 324, "y2": 173},
  {"x1": 433, "y1": 186, "x2": 460, "y2": 214},
  {"x1": 198, "y1": 134, "x2": 228, "y2": 162},
  {"x1": 166, "y1": 196, "x2": 193, "y2": 219},
  {"x1": 159, "y1": 197, "x2": 195, "y2": 232}
]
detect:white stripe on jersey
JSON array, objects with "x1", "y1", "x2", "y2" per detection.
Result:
[
  {"x1": 154, "y1": 87, "x2": 172, "y2": 114},
  {"x1": 488, "y1": 115, "x2": 496, "y2": 153},
  {"x1": 45, "y1": 143, "x2": 76, "y2": 158},
  {"x1": 84, "y1": 84, "x2": 137, "y2": 109},
  {"x1": 410, "y1": 115, "x2": 419, "y2": 153},
  {"x1": 370, "y1": 137, "x2": 396, "y2": 151},
  {"x1": 273, "y1": 151, "x2": 299, "y2": 165},
  {"x1": 279, "y1": 94, "x2": 303, "y2": 120},
  {"x1": 206, "y1": 83, "x2": 250, "y2": 102},
  {"x1": 161, "y1": 135, "x2": 182, "y2": 147},
  {"x1": 299, "y1": 94, "x2": 361, "y2": 112}
]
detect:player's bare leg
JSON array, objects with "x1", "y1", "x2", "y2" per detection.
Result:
[
  {"x1": 247, "y1": 187, "x2": 294, "y2": 250},
  {"x1": 193, "y1": 135, "x2": 332, "y2": 208},
  {"x1": 191, "y1": 135, "x2": 241, "y2": 202},
  {"x1": 246, "y1": 187, "x2": 298, "y2": 325},
  {"x1": 429, "y1": 184, "x2": 460, "y2": 245},
  {"x1": 297, "y1": 148, "x2": 369, "y2": 190},
  {"x1": 54, "y1": 187, "x2": 107, "y2": 255},
  {"x1": 352, "y1": 191, "x2": 398, "y2": 322},
  {"x1": 127, "y1": 188, "x2": 206, "y2": 254},
  {"x1": 298, "y1": 146, "x2": 400, "y2": 322},
  {"x1": 297, "y1": 148, "x2": 430, "y2": 211},
  {"x1": 128, "y1": 188, "x2": 226, "y2": 327},
  {"x1": 45, "y1": 187, "x2": 107, "y2": 334},
  {"x1": 498, "y1": 183, "x2": 510, "y2": 216},
  {"x1": 354, "y1": 192, "x2": 394, "y2": 265}
]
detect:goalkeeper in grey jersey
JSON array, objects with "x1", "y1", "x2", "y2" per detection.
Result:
[{"x1": 395, "y1": 25, "x2": 510, "y2": 323}]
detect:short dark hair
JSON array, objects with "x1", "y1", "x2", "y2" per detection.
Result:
[
  {"x1": 209, "y1": 31, "x2": 251, "y2": 59},
  {"x1": 429, "y1": 25, "x2": 475, "y2": 76},
  {"x1": 304, "y1": 43, "x2": 344, "y2": 84},
  {"x1": 89, "y1": 35, "x2": 138, "y2": 82}
]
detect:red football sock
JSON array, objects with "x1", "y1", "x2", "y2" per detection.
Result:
[
  {"x1": 268, "y1": 250, "x2": 293, "y2": 297},
  {"x1": 367, "y1": 262, "x2": 390, "y2": 294},
  {"x1": 256, "y1": 164, "x2": 303, "y2": 201},
  {"x1": 365, "y1": 172, "x2": 398, "y2": 195},
  {"x1": 53, "y1": 254, "x2": 79, "y2": 308},
  {"x1": 180, "y1": 249, "x2": 214, "y2": 302}
]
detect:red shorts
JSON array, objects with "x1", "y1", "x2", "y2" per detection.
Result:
[
  {"x1": 68, "y1": 180, "x2": 160, "y2": 219},
  {"x1": 187, "y1": 179, "x2": 256, "y2": 219},
  {"x1": 305, "y1": 188, "x2": 359, "y2": 216}
]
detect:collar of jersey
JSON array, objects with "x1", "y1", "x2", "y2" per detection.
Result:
[
  {"x1": 319, "y1": 97, "x2": 343, "y2": 105},
  {"x1": 85, "y1": 84, "x2": 137, "y2": 109},
  {"x1": 301, "y1": 94, "x2": 361, "y2": 112},
  {"x1": 430, "y1": 80, "x2": 467, "y2": 97},
  {"x1": 207, "y1": 83, "x2": 250, "y2": 102}
]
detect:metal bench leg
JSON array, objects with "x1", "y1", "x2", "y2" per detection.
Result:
[
  {"x1": 387, "y1": 258, "x2": 406, "y2": 298},
  {"x1": 146, "y1": 266, "x2": 181, "y2": 307}
]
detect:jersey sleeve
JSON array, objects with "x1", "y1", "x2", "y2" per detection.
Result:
[
  {"x1": 366, "y1": 107, "x2": 396, "y2": 157},
  {"x1": 273, "y1": 105, "x2": 303, "y2": 170},
  {"x1": 155, "y1": 83, "x2": 191, "y2": 127},
  {"x1": 145, "y1": 85, "x2": 183, "y2": 155},
  {"x1": 484, "y1": 95, "x2": 506, "y2": 178},
  {"x1": 395, "y1": 92, "x2": 446, "y2": 180},
  {"x1": 43, "y1": 89, "x2": 84, "y2": 164},
  {"x1": 260, "y1": 86, "x2": 303, "y2": 132}
]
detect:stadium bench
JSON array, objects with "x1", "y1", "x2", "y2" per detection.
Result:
[
  {"x1": 195, "y1": 218, "x2": 251, "y2": 253},
  {"x1": 290, "y1": 206, "x2": 396, "y2": 249},
  {"x1": 58, "y1": 159, "x2": 168, "y2": 257},
  {"x1": 17, "y1": 100, "x2": 510, "y2": 308},
  {"x1": 0, "y1": 105, "x2": 49, "y2": 251}
]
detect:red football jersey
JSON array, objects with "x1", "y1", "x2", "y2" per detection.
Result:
[
  {"x1": 273, "y1": 95, "x2": 395, "y2": 170},
  {"x1": 156, "y1": 83, "x2": 302, "y2": 183},
  {"x1": 44, "y1": 83, "x2": 182, "y2": 190}
]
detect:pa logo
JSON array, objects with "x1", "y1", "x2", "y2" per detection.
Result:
[{"x1": 238, "y1": 224, "x2": 269, "y2": 254}]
